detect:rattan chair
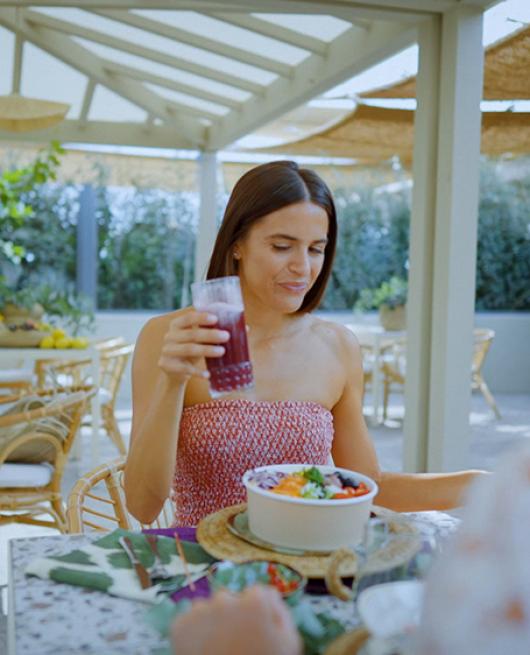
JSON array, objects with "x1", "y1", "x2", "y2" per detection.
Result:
[
  {"x1": 381, "y1": 329, "x2": 501, "y2": 421},
  {"x1": 66, "y1": 457, "x2": 174, "y2": 533},
  {"x1": 381, "y1": 338, "x2": 407, "y2": 422},
  {"x1": 472, "y1": 328, "x2": 501, "y2": 419},
  {"x1": 41, "y1": 343, "x2": 134, "y2": 455},
  {"x1": 0, "y1": 386, "x2": 95, "y2": 533},
  {"x1": 34, "y1": 336, "x2": 126, "y2": 388}
]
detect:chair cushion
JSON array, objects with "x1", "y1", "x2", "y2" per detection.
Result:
[
  {"x1": 0, "y1": 368, "x2": 36, "y2": 384},
  {"x1": 0, "y1": 462, "x2": 53, "y2": 487},
  {"x1": 0, "y1": 392, "x2": 84, "y2": 464}
]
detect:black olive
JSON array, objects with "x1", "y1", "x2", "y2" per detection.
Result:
[{"x1": 337, "y1": 472, "x2": 359, "y2": 489}]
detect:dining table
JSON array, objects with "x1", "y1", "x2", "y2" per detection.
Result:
[
  {"x1": 345, "y1": 324, "x2": 405, "y2": 425},
  {"x1": 5, "y1": 510, "x2": 459, "y2": 655}
]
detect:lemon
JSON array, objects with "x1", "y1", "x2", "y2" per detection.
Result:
[
  {"x1": 38, "y1": 322, "x2": 52, "y2": 332},
  {"x1": 52, "y1": 328, "x2": 66, "y2": 340},
  {"x1": 40, "y1": 336, "x2": 55, "y2": 349},
  {"x1": 71, "y1": 337, "x2": 88, "y2": 349},
  {"x1": 55, "y1": 336, "x2": 72, "y2": 349}
]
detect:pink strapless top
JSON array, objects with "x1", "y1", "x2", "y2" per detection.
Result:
[{"x1": 172, "y1": 399, "x2": 334, "y2": 526}]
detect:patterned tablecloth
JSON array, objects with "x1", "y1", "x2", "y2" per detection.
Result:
[{"x1": 8, "y1": 511, "x2": 459, "y2": 655}]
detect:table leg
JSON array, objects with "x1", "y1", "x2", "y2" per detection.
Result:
[{"x1": 7, "y1": 542, "x2": 15, "y2": 654}]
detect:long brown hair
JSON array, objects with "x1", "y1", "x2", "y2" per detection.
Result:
[{"x1": 206, "y1": 160, "x2": 337, "y2": 313}]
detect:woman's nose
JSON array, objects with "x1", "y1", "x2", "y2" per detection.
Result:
[{"x1": 288, "y1": 250, "x2": 311, "y2": 275}]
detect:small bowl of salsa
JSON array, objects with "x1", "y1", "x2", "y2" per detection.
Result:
[{"x1": 207, "y1": 560, "x2": 306, "y2": 605}]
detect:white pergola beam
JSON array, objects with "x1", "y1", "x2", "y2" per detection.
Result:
[
  {"x1": 208, "y1": 20, "x2": 417, "y2": 149},
  {"x1": 208, "y1": 13, "x2": 329, "y2": 56},
  {"x1": 79, "y1": 78, "x2": 96, "y2": 122},
  {"x1": 94, "y1": 9, "x2": 294, "y2": 77},
  {"x1": 0, "y1": 1, "x2": 467, "y2": 20},
  {"x1": 195, "y1": 151, "x2": 219, "y2": 282},
  {"x1": 0, "y1": 8, "x2": 207, "y2": 147},
  {"x1": 11, "y1": 33, "x2": 23, "y2": 93},
  {"x1": 102, "y1": 60, "x2": 242, "y2": 110},
  {"x1": 22, "y1": 8, "x2": 266, "y2": 95},
  {"x1": 0, "y1": 120, "x2": 197, "y2": 149},
  {"x1": 404, "y1": 6, "x2": 485, "y2": 472}
]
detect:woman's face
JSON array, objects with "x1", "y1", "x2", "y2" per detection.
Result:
[{"x1": 235, "y1": 201, "x2": 329, "y2": 314}]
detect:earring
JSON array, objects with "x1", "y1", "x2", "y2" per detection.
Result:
[{"x1": 233, "y1": 251, "x2": 241, "y2": 260}]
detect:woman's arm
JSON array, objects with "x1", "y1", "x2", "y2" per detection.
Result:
[
  {"x1": 331, "y1": 327, "x2": 482, "y2": 512},
  {"x1": 124, "y1": 308, "x2": 228, "y2": 523}
]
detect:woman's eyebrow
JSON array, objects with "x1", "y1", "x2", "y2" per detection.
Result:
[{"x1": 267, "y1": 233, "x2": 328, "y2": 244}]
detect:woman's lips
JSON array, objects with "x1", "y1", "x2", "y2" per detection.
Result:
[{"x1": 279, "y1": 282, "x2": 307, "y2": 294}]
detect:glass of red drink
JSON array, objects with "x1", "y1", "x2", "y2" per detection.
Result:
[{"x1": 191, "y1": 276, "x2": 254, "y2": 397}]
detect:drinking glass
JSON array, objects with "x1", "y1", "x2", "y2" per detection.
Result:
[{"x1": 191, "y1": 276, "x2": 254, "y2": 397}]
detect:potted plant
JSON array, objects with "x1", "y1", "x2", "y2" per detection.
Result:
[{"x1": 355, "y1": 276, "x2": 407, "y2": 331}]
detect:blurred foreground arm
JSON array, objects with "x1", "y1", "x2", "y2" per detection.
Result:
[{"x1": 171, "y1": 586, "x2": 302, "y2": 655}]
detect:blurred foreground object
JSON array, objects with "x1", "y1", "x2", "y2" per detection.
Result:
[{"x1": 417, "y1": 444, "x2": 530, "y2": 655}]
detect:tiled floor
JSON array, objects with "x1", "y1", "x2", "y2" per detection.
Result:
[{"x1": 1, "y1": 392, "x2": 529, "y2": 591}]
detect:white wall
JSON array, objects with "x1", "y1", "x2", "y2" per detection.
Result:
[{"x1": 96, "y1": 310, "x2": 530, "y2": 404}]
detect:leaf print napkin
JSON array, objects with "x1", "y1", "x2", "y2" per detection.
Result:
[{"x1": 25, "y1": 528, "x2": 215, "y2": 603}]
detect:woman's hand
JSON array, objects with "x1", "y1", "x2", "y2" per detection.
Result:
[
  {"x1": 170, "y1": 586, "x2": 302, "y2": 655},
  {"x1": 158, "y1": 309, "x2": 229, "y2": 385}
]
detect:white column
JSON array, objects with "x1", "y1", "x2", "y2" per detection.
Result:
[
  {"x1": 403, "y1": 16, "x2": 442, "y2": 472},
  {"x1": 404, "y1": 7, "x2": 484, "y2": 472},
  {"x1": 194, "y1": 151, "x2": 218, "y2": 282}
]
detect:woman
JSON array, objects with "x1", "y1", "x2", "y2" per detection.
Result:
[{"x1": 125, "y1": 160, "x2": 479, "y2": 525}]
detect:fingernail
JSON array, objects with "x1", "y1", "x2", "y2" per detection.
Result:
[
  {"x1": 202, "y1": 370, "x2": 210, "y2": 378},
  {"x1": 215, "y1": 346, "x2": 225, "y2": 355},
  {"x1": 207, "y1": 313, "x2": 217, "y2": 322}
]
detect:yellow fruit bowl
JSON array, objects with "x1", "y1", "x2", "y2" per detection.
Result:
[{"x1": 0, "y1": 330, "x2": 51, "y2": 348}]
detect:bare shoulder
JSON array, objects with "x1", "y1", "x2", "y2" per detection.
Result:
[{"x1": 308, "y1": 316, "x2": 362, "y2": 359}]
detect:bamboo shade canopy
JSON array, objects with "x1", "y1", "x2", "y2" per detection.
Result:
[
  {"x1": 260, "y1": 104, "x2": 530, "y2": 164},
  {"x1": 0, "y1": 95, "x2": 70, "y2": 133},
  {"x1": 360, "y1": 24, "x2": 530, "y2": 100}
]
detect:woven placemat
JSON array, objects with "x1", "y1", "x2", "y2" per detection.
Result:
[
  {"x1": 197, "y1": 504, "x2": 421, "y2": 581},
  {"x1": 324, "y1": 628, "x2": 370, "y2": 655},
  {"x1": 197, "y1": 504, "x2": 354, "y2": 579}
]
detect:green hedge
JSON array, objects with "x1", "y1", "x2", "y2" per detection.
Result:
[{"x1": 3, "y1": 158, "x2": 530, "y2": 312}]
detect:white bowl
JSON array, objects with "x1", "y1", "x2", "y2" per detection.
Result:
[{"x1": 242, "y1": 464, "x2": 378, "y2": 552}]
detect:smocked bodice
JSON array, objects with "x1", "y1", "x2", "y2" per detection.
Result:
[{"x1": 172, "y1": 399, "x2": 334, "y2": 526}]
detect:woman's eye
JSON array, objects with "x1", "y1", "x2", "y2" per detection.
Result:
[
  {"x1": 272, "y1": 244, "x2": 290, "y2": 251},
  {"x1": 310, "y1": 248, "x2": 325, "y2": 255}
]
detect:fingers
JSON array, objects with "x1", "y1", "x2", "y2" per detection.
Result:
[
  {"x1": 162, "y1": 343, "x2": 225, "y2": 359},
  {"x1": 167, "y1": 327, "x2": 229, "y2": 345},
  {"x1": 170, "y1": 310, "x2": 217, "y2": 330}
]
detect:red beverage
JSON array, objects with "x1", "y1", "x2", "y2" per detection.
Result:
[{"x1": 204, "y1": 301, "x2": 254, "y2": 396}]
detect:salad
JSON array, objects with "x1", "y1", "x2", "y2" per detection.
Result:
[{"x1": 248, "y1": 466, "x2": 370, "y2": 500}]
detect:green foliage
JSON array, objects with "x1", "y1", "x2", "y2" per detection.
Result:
[
  {"x1": 322, "y1": 186, "x2": 409, "y2": 310},
  {"x1": 475, "y1": 160, "x2": 530, "y2": 310},
  {"x1": 0, "y1": 142, "x2": 64, "y2": 264},
  {"x1": 96, "y1": 185, "x2": 196, "y2": 310},
  {"x1": 2, "y1": 150, "x2": 529, "y2": 313},
  {"x1": 355, "y1": 275, "x2": 408, "y2": 311}
]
